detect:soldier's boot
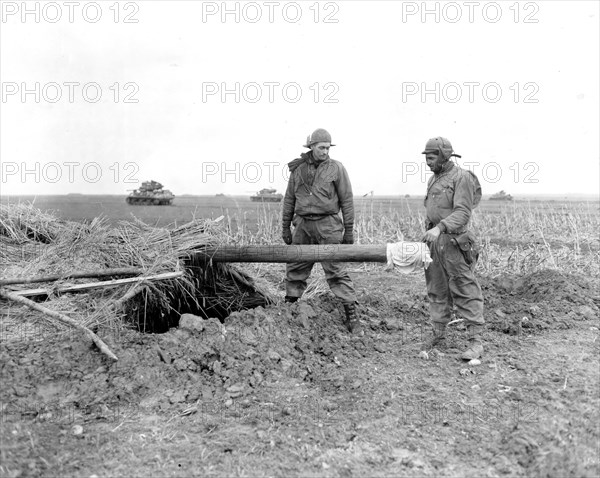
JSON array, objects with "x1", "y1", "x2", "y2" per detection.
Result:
[
  {"x1": 343, "y1": 303, "x2": 363, "y2": 335},
  {"x1": 461, "y1": 324, "x2": 484, "y2": 360},
  {"x1": 421, "y1": 322, "x2": 447, "y2": 351},
  {"x1": 285, "y1": 295, "x2": 299, "y2": 303}
]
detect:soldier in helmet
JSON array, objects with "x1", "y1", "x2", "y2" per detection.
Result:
[
  {"x1": 420, "y1": 137, "x2": 485, "y2": 360},
  {"x1": 282, "y1": 128, "x2": 361, "y2": 334}
]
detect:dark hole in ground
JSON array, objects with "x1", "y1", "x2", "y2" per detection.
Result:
[{"x1": 125, "y1": 256, "x2": 273, "y2": 333}]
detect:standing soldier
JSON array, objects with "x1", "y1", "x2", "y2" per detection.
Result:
[
  {"x1": 420, "y1": 137, "x2": 485, "y2": 360},
  {"x1": 282, "y1": 128, "x2": 361, "y2": 334}
]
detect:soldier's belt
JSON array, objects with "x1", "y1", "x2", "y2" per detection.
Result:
[
  {"x1": 427, "y1": 222, "x2": 467, "y2": 235},
  {"x1": 300, "y1": 214, "x2": 335, "y2": 221}
]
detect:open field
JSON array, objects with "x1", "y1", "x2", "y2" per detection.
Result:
[
  {"x1": 1, "y1": 195, "x2": 599, "y2": 477},
  {"x1": 2, "y1": 194, "x2": 599, "y2": 227},
  {"x1": 2, "y1": 194, "x2": 599, "y2": 276},
  {"x1": 2, "y1": 194, "x2": 599, "y2": 238}
]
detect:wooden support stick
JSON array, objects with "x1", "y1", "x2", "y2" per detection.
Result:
[
  {"x1": 11, "y1": 271, "x2": 184, "y2": 298},
  {"x1": 0, "y1": 288, "x2": 118, "y2": 361},
  {"x1": 94, "y1": 284, "x2": 148, "y2": 319},
  {"x1": 0, "y1": 267, "x2": 144, "y2": 287},
  {"x1": 195, "y1": 244, "x2": 388, "y2": 263},
  {"x1": 113, "y1": 284, "x2": 147, "y2": 310}
]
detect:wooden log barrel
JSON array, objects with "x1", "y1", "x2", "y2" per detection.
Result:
[{"x1": 195, "y1": 245, "x2": 388, "y2": 263}]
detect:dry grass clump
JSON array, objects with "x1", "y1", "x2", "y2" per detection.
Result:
[
  {"x1": 0, "y1": 203, "x2": 65, "y2": 244},
  {"x1": 0, "y1": 204, "x2": 273, "y2": 342}
]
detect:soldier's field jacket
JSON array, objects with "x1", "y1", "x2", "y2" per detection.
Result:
[
  {"x1": 424, "y1": 161, "x2": 477, "y2": 234},
  {"x1": 282, "y1": 152, "x2": 354, "y2": 232}
]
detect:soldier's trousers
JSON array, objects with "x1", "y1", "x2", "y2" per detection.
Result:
[
  {"x1": 285, "y1": 215, "x2": 356, "y2": 303},
  {"x1": 425, "y1": 233, "x2": 484, "y2": 328}
]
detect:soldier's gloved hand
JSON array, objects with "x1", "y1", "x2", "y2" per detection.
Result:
[
  {"x1": 422, "y1": 226, "x2": 441, "y2": 243},
  {"x1": 342, "y1": 230, "x2": 354, "y2": 244},
  {"x1": 282, "y1": 227, "x2": 293, "y2": 245}
]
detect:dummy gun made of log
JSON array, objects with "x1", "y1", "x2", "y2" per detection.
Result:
[
  {"x1": 192, "y1": 243, "x2": 433, "y2": 267},
  {"x1": 194, "y1": 245, "x2": 387, "y2": 263}
]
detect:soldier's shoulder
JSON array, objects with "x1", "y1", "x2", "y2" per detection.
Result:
[
  {"x1": 463, "y1": 168, "x2": 481, "y2": 186},
  {"x1": 328, "y1": 158, "x2": 347, "y2": 170},
  {"x1": 454, "y1": 164, "x2": 475, "y2": 180},
  {"x1": 455, "y1": 165, "x2": 482, "y2": 205}
]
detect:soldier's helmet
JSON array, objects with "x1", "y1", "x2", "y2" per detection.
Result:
[
  {"x1": 421, "y1": 137, "x2": 461, "y2": 160},
  {"x1": 304, "y1": 128, "x2": 336, "y2": 148}
]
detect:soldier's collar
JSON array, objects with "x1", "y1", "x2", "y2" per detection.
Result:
[
  {"x1": 307, "y1": 153, "x2": 329, "y2": 167},
  {"x1": 436, "y1": 160, "x2": 455, "y2": 176}
]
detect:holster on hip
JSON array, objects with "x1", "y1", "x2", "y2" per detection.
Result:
[{"x1": 452, "y1": 231, "x2": 479, "y2": 266}]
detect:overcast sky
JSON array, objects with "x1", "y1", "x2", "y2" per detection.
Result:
[{"x1": 1, "y1": 0, "x2": 598, "y2": 197}]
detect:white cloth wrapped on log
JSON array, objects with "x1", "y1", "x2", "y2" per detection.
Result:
[{"x1": 385, "y1": 242, "x2": 432, "y2": 273}]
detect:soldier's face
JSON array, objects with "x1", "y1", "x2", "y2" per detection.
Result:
[
  {"x1": 311, "y1": 142, "x2": 331, "y2": 161},
  {"x1": 425, "y1": 152, "x2": 445, "y2": 174}
]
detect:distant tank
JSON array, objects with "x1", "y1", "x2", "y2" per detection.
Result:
[
  {"x1": 489, "y1": 190, "x2": 514, "y2": 201},
  {"x1": 250, "y1": 188, "x2": 283, "y2": 202},
  {"x1": 126, "y1": 180, "x2": 175, "y2": 205}
]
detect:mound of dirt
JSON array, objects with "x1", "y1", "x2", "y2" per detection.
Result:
[
  {"x1": 482, "y1": 269, "x2": 599, "y2": 334},
  {"x1": 0, "y1": 297, "x2": 388, "y2": 424},
  {"x1": 515, "y1": 269, "x2": 599, "y2": 307}
]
